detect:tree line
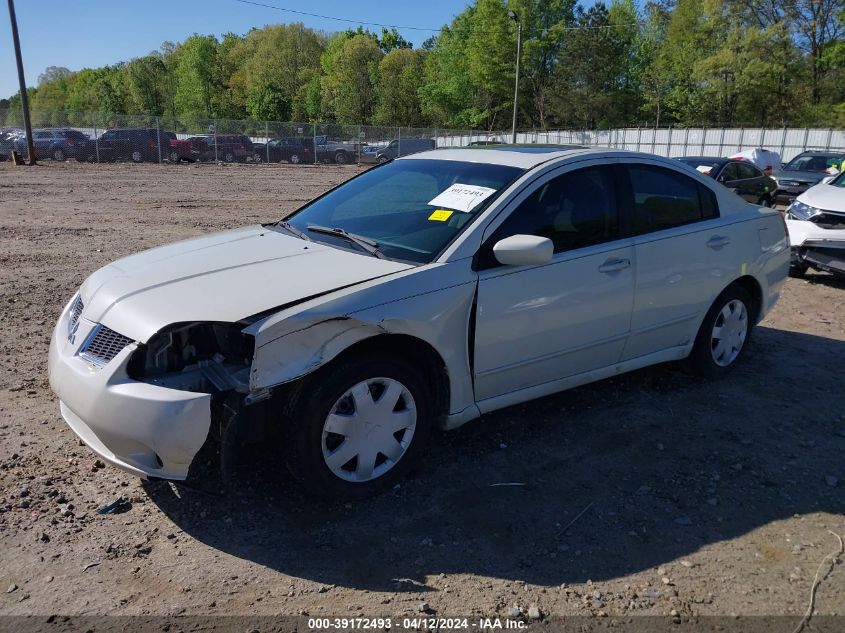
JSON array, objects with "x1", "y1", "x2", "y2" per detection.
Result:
[{"x1": 2, "y1": 0, "x2": 844, "y2": 131}]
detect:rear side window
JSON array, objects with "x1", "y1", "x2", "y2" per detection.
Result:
[{"x1": 626, "y1": 165, "x2": 718, "y2": 233}]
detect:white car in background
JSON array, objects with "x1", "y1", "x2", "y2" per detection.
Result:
[
  {"x1": 49, "y1": 147, "x2": 789, "y2": 498},
  {"x1": 785, "y1": 170, "x2": 845, "y2": 278}
]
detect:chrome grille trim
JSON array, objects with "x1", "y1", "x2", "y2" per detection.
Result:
[
  {"x1": 67, "y1": 295, "x2": 84, "y2": 340},
  {"x1": 79, "y1": 325, "x2": 134, "y2": 367}
]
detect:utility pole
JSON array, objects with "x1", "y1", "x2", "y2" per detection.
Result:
[
  {"x1": 508, "y1": 10, "x2": 521, "y2": 144},
  {"x1": 7, "y1": 0, "x2": 36, "y2": 164}
]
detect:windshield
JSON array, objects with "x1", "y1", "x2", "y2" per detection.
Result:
[
  {"x1": 282, "y1": 159, "x2": 524, "y2": 263},
  {"x1": 831, "y1": 171, "x2": 845, "y2": 188},
  {"x1": 784, "y1": 154, "x2": 841, "y2": 172}
]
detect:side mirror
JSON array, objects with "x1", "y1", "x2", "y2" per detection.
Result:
[{"x1": 493, "y1": 234, "x2": 554, "y2": 266}]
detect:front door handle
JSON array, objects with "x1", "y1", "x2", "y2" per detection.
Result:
[
  {"x1": 706, "y1": 235, "x2": 731, "y2": 249},
  {"x1": 598, "y1": 257, "x2": 631, "y2": 273}
]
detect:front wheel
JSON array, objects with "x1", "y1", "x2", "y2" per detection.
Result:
[
  {"x1": 131, "y1": 150, "x2": 143, "y2": 163},
  {"x1": 223, "y1": 151, "x2": 234, "y2": 163},
  {"x1": 252, "y1": 151, "x2": 262, "y2": 163},
  {"x1": 758, "y1": 195, "x2": 773, "y2": 207},
  {"x1": 284, "y1": 354, "x2": 432, "y2": 499},
  {"x1": 52, "y1": 148, "x2": 66, "y2": 161},
  {"x1": 334, "y1": 151, "x2": 348, "y2": 165},
  {"x1": 289, "y1": 153, "x2": 300, "y2": 164},
  {"x1": 683, "y1": 284, "x2": 754, "y2": 379}
]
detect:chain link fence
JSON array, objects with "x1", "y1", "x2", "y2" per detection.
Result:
[{"x1": 1, "y1": 109, "x2": 844, "y2": 165}]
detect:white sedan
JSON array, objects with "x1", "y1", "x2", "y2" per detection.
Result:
[
  {"x1": 784, "y1": 170, "x2": 845, "y2": 278},
  {"x1": 49, "y1": 147, "x2": 789, "y2": 498}
]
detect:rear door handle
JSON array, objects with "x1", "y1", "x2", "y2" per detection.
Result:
[
  {"x1": 706, "y1": 236, "x2": 732, "y2": 249},
  {"x1": 598, "y1": 257, "x2": 631, "y2": 273}
]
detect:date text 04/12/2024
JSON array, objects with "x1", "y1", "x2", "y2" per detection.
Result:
[{"x1": 307, "y1": 617, "x2": 528, "y2": 630}]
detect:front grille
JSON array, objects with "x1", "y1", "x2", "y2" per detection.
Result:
[
  {"x1": 67, "y1": 295, "x2": 84, "y2": 340},
  {"x1": 811, "y1": 211, "x2": 845, "y2": 230},
  {"x1": 79, "y1": 325, "x2": 134, "y2": 366}
]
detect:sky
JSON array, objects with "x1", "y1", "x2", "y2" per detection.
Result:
[{"x1": 0, "y1": 0, "x2": 472, "y2": 100}]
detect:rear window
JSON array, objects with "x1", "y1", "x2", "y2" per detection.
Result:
[{"x1": 627, "y1": 165, "x2": 719, "y2": 233}]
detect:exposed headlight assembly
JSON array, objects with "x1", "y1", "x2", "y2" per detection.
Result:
[
  {"x1": 127, "y1": 322, "x2": 254, "y2": 394},
  {"x1": 787, "y1": 200, "x2": 822, "y2": 221}
]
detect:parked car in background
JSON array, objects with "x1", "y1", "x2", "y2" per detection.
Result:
[
  {"x1": 0, "y1": 128, "x2": 25, "y2": 160},
  {"x1": 314, "y1": 135, "x2": 358, "y2": 164},
  {"x1": 784, "y1": 171, "x2": 845, "y2": 278},
  {"x1": 49, "y1": 147, "x2": 788, "y2": 498},
  {"x1": 377, "y1": 138, "x2": 436, "y2": 163},
  {"x1": 166, "y1": 133, "x2": 195, "y2": 163},
  {"x1": 729, "y1": 148, "x2": 781, "y2": 175},
  {"x1": 358, "y1": 144, "x2": 383, "y2": 164},
  {"x1": 20, "y1": 128, "x2": 92, "y2": 162},
  {"x1": 256, "y1": 137, "x2": 314, "y2": 164},
  {"x1": 468, "y1": 139, "x2": 503, "y2": 146},
  {"x1": 91, "y1": 128, "x2": 175, "y2": 163},
  {"x1": 678, "y1": 157, "x2": 777, "y2": 206},
  {"x1": 190, "y1": 134, "x2": 255, "y2": 163},
  {"x1": 773, "y1": 151, "x2": 845, "y2": 203}
]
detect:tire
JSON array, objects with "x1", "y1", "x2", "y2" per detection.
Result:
[
  {"x1": 52, "y1": 148, "x2": 66, "y2": 162},
  {"x1": 131, "y1": 150, "x2": 143, "y2": 163},
  {"x1": 758, "y1": 195, "x2": 772, "y2": 207},
  {"x1": 334, "y1": 151, "x2": 348, "y2": 165},
  {"x1": 223, "y1": 151, "x2": 234, "y2": 163},
  {"x1": 289, "y1": 153, "x2": 300, "y2": 164},
  {"x1": 252, "y1": 152, "x2": 262, "y2": 163},
  {"x1": 378, "y1": 156, "x2": 389, "y2": 164},
  {"x1": 683, "y1": 284, "x2": 754, "y2": 379},
  {"x1": 284, "y1": 354, "x2": 432, "y2": 499}
]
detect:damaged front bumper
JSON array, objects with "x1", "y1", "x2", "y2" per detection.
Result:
[
  {"x1": 785, "y1": 217, "x2": 845, "y2": 277},
  {"x1": 48, "y1": 300, "x2": 212, "y2": 480}
]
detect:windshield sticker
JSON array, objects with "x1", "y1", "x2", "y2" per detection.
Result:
[
  {"x1": 428, "y1": 183, "x2": 497, "y2": 212},
  {"x1": 428, "y1": 209, "x2": 454, "y2": 222},
  {"x1": 696, "y1": 165, "x2": 712, "y2": 174}
]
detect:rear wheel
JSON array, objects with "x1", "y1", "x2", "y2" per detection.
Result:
[
  {"x1": 223, "y1": 151, "x2": 234, "y2": 163},
  {"x1": 52, "y1": 148, "x2": 66, "y2": 161},
  {"x1": 131, "y1": 150, "x2": 143, "y2": 163},
  {"x1": 169, "y1": 151, "x2": 179, "y2": 163},
  {"x1": 334, "y1": 151, "x2": 348, "y2": 165},
  {"x1": 252, "y1": 151, "x2": 262, "y2": 163},
  {"x1": 284, "y1": 354, "x2": 432, "y2": 499},
  {"x1": 683, "y1": 284, "x2": 753, "y2": 379},
  {"x1": 758, "y1": 194, "x2": 773, "y2": 207},
  {"x1": 788, "y1": 262, "x2": 808, "y2": 278},
  {"x1": 289, "y1": 153, "x2": 300, "y2": 164}
]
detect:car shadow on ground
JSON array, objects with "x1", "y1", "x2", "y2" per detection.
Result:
[{"x1": 144, "y1": 326, "x2": 845, "y2": 592}]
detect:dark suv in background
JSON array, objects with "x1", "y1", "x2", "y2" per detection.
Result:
[
  {"x1": 91, "y1": 128, "x2": 175, "y2": 163},
  {"x1": 189, "y1": 134, "x2": 255, "y2": 162},
  {"x1": 24, "y1": 128, "x2": 92, "y2": 161}
]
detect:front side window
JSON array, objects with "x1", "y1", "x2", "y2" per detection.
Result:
[
  {"x1": 483, "y1": 165, "x2": 619, "y2": 265},
  {"x1": 627, "y1": 164, "x2": 718, "y2": 233},
  {"x1": 283, "y1": 159, "x2": 524, "y2": 264},
  {"x1": 719, "y1": 163, "x2": 740, "y2": 181}
]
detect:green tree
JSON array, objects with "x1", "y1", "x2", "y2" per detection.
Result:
[
  {"x1": 173, "y1": 35, "x2": 218, "y2": 117},
  {"x1": 320, "y1": 34, "x2": 383, "y2": 123},
  {"x1": 125, "y1": 56, "x2": 169, "y2": 115},
  {"x1": 374, "y1": 48, "x2": 425, "y2": 125}
]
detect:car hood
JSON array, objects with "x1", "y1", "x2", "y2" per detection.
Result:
[
  {"x1": 79, "y1": 226, "x2": 413, "y2": 342},
  {"x1": 776, "y1": 170, "x2": 826, "y2": 184},
  {"x1": 797, "y1": 183, "x2": 845, "y2": 213}
]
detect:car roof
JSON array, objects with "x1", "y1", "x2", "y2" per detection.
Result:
[
  {"x1": 678, "y1": 156, "x2": 728, "y2": 163},
  {"x1": 794, "y1": 150, "x2": 844, "y2": 157},
  {"x1": 399, "y1": 146, "x2": 598, "y2": 169}
]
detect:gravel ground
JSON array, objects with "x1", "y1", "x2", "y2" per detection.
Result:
[{"x1": 0, "y1": 162, "x2": 843, "y2": 624}]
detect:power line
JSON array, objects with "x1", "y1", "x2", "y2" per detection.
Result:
[
  {"x1": 234, "y1": 0, "x2": 443, "y2": 31},
  {"x1": 234, "y1": 0, "x2": 642, "y2": 35}
]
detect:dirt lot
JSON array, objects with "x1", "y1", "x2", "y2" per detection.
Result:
[{"x1": 0, "y1": 162, "x2": 843, "y2": 625}]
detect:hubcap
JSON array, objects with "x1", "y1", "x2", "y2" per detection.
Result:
[
  {"x1": 290, "y1": 154, "x2": 300, "y2": 164},
  {"x1": 710, "y1": 299, "x2": 748, "y2": 367},
  {"x1": 132, "y1": 151, "x2": 142, "y2": 162},
  {"x1": 321, "y1": 377, "x2": 416, "y2": 483}
]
